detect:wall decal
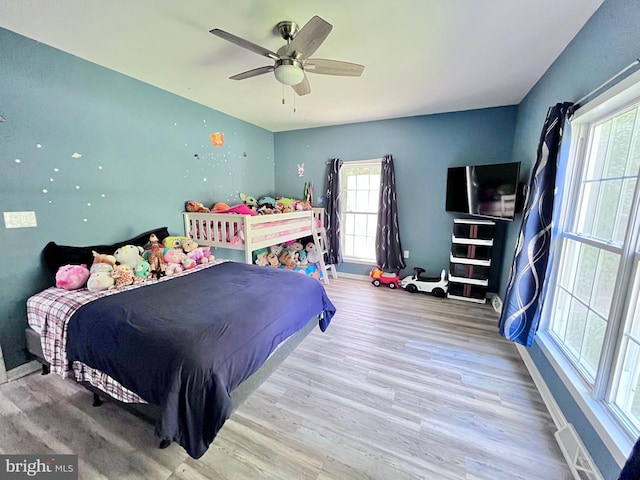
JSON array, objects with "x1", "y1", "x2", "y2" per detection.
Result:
[
  {"x1": 71, "y1": 152, "x2": 82, "y2": 158},
  {"x1": 210, "y1": 132, "x2": 224, "y2": 147},
  {"x1": 297, "y1": 163, "x2": 305, "y2": 177}
]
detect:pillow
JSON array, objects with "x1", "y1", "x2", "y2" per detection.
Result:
[{"x1": 42, "y1": 227, "x2": 171, "y2": 280}]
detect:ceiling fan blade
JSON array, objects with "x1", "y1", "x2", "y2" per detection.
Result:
[
  {"x1": 291, "y1": 74, "x2": 311, "y2": 96},
  {"x1": 286, "y1": 16, "x2": 333, "y2": 61},
  {"x1": 210, "y1": 28, "x2": 279, "y2": 60},
  {"x1": 305, "y1": 58, "x2": 365, "y2": 76},
  {"x1": 229, "y1": 65, "x2": 274, "y2": 80}
]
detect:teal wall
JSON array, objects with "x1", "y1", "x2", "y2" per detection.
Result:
[
  {"x1": 2, "y1": 0, "x2": 636, "y2": 475},
  {"x1": 504, "y1": 0, "x2": 639, "y2": 478},
  {"x1": 274, "y1": 108, "x2": 517, "y2": 287},
  {"x1": 0, "y1": 28, "x2": 275, "y2": 369}
]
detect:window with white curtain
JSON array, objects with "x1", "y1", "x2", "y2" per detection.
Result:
[
  {"x1": 543, "y1": 77, "x2": 640, "y2": 442},
  {"x1": 339, "y1": 160, "x2": 381, "y2": 262}
]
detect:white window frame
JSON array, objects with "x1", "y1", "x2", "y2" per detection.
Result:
[
  {"x1": 537, "y1": 69, "x2": 640, "y2": 464},
  {"x1": 339, "y1": 159, "x2": 382, "y2": 264}
]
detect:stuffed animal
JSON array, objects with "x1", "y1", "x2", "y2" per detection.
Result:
[
  {"x1": 56, "y1": 264, "x2": 90, "y2": 290},
  {"x1": 278, "y1": 248, "x2": 297, "y2": 268},
  {"x1": 90, "y1": 263, "x2": 113, "y2": 273},
  {"x1": 133, "y1": 260, "x2": 151, "y2": 281},
  {"x1": 146, "y1": 238, "x2": 166, "y2": 279},
  {"x1": 289, "y1": 241, "x2": 304, "y2": 256},
  {"x1": 181, "y1": 257, "x2": 196, "y2": 270},
  {"x1": 267, "y1": 252, "x2": 279, "y2": 267},
  {"x1": 288, "y1": 241, "x2": 305, "y2": 266},
  {"x1": 269, "y1": 244, "x2": 284, "y2": 256},
  {"x1": 294, "y1": 200, "x2": 313, "y2": 211},
  {"x1": 258, "y1": 196, "x2": 276, "y2": 209},
  {"x1": 212, "y1": 202, "x2": 230, "y2": 212},
  {"x1": 180, "y1": 238, "x2": 198, "y2": 254},
  {"x1": 275, "y1": 196, "x2": 297, "y2": 213},
  {"x1": 239, "y1": 193, "x2": 258, "y2": 209},
  {"x1": 181, "y1": 239, "x2": 214, "y2": 264},
  {"x1": 114, "y1": 245, "x2": 145, "y2": 268},
  {"x1": 162, "y1": 236, "x2": 190, "y2": 249},
  {"x1": 87, "y1": 270, "x2": 115, "y2": 292},
  {"x1": 164, "y1": 248, "x2": 187, "y2": 275},
  {"x1": 255, "y1": 252, "x2": 269, "y2": 266},
  {"x1": 256, "y1": 205, "x2": 274, "y2": 215},
  {"x1": 165, "y1": 263, "x2": 183, "y2": 276},
  {"x1": 111, "y1": 264, "x2": 135, "y2": 288},
  {"x1": 298, "y1": 249, "x2": 308, "y2": 266},
  {"x1": 91, "y1": 251, "x2": 116, "y2": 268},
  {"x1": 186, "y1": 200, "x2": 210, "y2": 213},
  {"x1": 305, "y1": 242, "x2": 321, "y2": 264}
]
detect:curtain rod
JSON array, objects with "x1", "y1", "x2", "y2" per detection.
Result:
[
  {"x1": 570, "y1": 58, "x2": 640, "y2": 114},
  {"x1": 325, "y1": 157, "x2": 385, "y2": 164}
]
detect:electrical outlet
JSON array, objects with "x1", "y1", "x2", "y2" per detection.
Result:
[
  {"x1": 403, "y1": 250, "x2": 409, "y2": 259},
  {"x1": 3, "y1": 211, "x2": 37, "y2": 228}
]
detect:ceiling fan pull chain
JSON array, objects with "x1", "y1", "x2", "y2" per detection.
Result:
[{"x1": 282, "y1": 83, "x2": 285, "y2": 105}]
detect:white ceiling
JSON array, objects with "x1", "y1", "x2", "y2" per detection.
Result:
[{"x1": 1, "y1": 0, "x2": 604, "y2": 132}]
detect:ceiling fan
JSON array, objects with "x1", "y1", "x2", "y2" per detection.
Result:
[{"x1": 209, "y1": 15, "x2": 364, "y2": 96}]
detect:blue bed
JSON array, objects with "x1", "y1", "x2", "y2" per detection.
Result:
[{"x1": 59, "y1": 261, "x2": 335, "y2": 458}]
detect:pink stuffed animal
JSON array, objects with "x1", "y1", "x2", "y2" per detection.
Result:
[
  {"x1": 164, "y1": 248, "x2": 187, "y2": 276},
  {"x1": 56, "y1": 264, "x2": 90, "y2": 290}
]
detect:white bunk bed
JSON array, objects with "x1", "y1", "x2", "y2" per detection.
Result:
[{"x1": 183, "y1": 208, "x2": 335, "y2": 283}]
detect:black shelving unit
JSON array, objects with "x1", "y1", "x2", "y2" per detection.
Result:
[{"x1": 447, "y1": 218, "x2": 495, "y2": 304}]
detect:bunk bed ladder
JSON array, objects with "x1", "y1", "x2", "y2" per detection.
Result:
[{"x1": 312, "y1": 226, "x2": 337, "y2": 285}]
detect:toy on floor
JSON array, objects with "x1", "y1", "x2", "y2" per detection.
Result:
[
  {"x1": 370, "y1": 267, "x2": 400, "y2": 289},
  {"x1": 400, "y1": 267, "x2": 448, "y2": 297}
]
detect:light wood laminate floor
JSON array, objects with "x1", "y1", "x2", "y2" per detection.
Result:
[{"x1": 0, "y1": 277, "x2": 572, "y2": 479}]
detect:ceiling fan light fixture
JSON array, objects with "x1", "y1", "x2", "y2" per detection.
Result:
[{"x1": 274, "y1": 59, "x2": 304, "y2": 85}]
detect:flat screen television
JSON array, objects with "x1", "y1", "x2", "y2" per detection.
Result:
[{"x1": 445, "y1": 161, "x2": 522, "y2": 221}]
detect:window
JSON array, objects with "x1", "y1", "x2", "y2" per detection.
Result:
[
  {"x1": 340, "y1": 160, "x2": 381, "y2": 262},
  {"x1": 543, "y1": 79, "x2": 640, "y2": 443}
]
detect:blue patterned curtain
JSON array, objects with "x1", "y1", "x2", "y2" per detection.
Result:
[
  {"x1": 619, "y1": 436, "x2": 640, "y2": 479},
  {"x1": 499, "y1": 102, "x2": 573, "y2": 346},
  {"x1": 325, "y1": 158, "x2": 343, "y2": 265},
  {"x1": 376, "y1": 155, "x2": 406, "y2": 272}
]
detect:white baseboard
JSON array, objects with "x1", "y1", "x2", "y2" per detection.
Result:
[
  {"x1": 516, "y1": 344, "x2": 603, "y2": 480},
  {"x1": 0, "y1": 345, "x2": 7, "y2": 384},
  {"x1": 517, "y1": 344, "x2": 567, "y2": 429},
  {"x1": 334, "y1": 272, "x2": 370, "y2": 281},
  {"x1": 6, "y1": 360, "x2": 40, "y2": 382}
]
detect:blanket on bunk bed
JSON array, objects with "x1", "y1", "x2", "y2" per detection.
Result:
[{"x1": 64, "y1": 261, "x2": 336, "y2": 459}]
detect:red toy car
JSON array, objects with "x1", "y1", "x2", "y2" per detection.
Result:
[{"x1": 370, "y1": 267, "x2": 400, "y2": 289}]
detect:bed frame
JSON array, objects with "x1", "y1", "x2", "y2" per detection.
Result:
[
  {"x1": 24, "y1": 314, "x2": 317, "y2": 442},
  {"x1": 183, "y1": 208, "x2": 333, "y2": 282}
]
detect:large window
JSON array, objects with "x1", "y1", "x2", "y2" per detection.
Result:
[
  {"x1": 544, "y1": 83, "x2": 640, "y2": 442},
  {"x1": 340, "y1": 160, "x2": 381, "y2": 262}
]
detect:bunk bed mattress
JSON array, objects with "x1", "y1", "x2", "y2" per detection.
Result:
[{"x1": 26, "y1": 260, "x2": 336, "y2": 459}]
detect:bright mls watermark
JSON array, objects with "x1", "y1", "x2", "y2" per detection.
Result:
[{"x1": 0, "y1": 455, "x2": 77, "y2": 479}]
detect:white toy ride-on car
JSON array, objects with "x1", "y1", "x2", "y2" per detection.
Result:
[{"x1": 400, "y1": 267, "x2": 448, "y2": 298}]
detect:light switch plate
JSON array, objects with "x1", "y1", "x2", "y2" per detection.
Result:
[{"x1": 4, "y1": 211, "x2": 37, "y2": 228}]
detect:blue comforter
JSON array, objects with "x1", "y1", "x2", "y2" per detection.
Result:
[{"x1": 66, "y1": 261, "x2": 335, "y2": 458}]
